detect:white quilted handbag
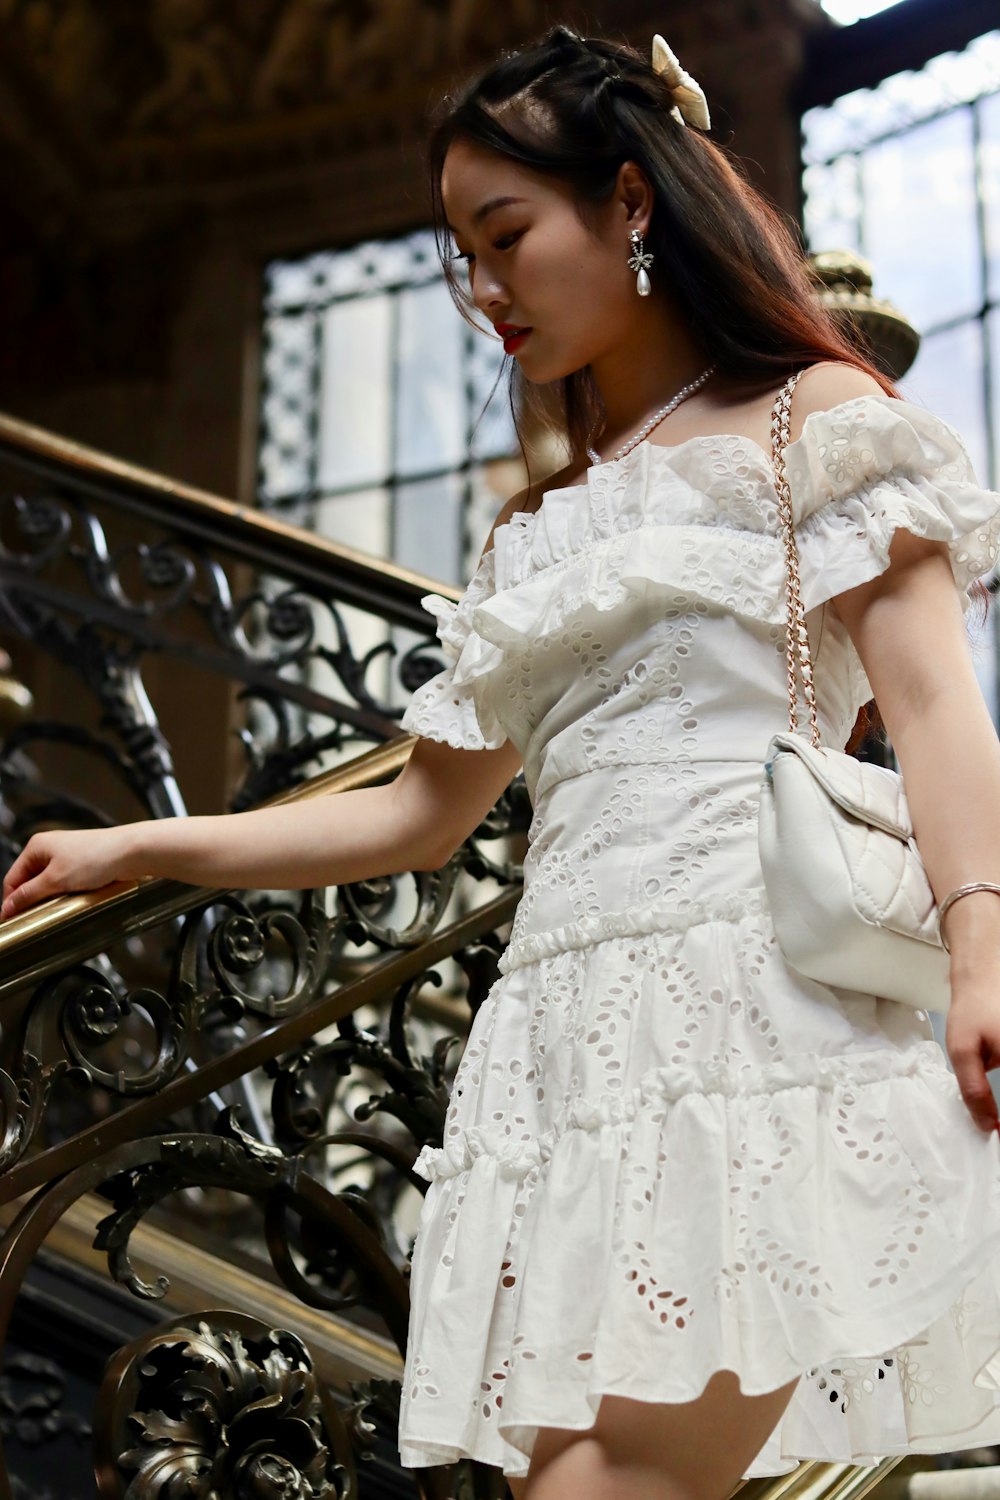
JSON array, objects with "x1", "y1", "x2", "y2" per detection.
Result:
[{"x1": 756, "y1": 371, "x2": 951, "y2": 1013}]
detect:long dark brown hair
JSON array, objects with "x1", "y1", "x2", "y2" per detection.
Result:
[{"x1": 424, "y1": 23, "x2": 989, "y2": 754}]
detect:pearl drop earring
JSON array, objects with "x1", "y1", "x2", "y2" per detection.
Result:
[{"x1": 628, "y1": 229, "x2": 654, "y2": 297}]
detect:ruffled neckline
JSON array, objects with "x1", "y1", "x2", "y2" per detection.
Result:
[
  {"x1": 486, "y1": 392, "x2": 964, "y2": 589},
  {"x1": 488, "y1": 424, "x2": 782, "y2": 590},
  {"x1": 407, "y1": 387, "x2": 995, "y2": 749},
  {"x1": 492, "y1": 391, "x2": 941, "y2": 547},
  {"x1": 494, "y1": 429, "x2": 775, "y2": 542}
]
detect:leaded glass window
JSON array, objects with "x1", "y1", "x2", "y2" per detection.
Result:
[
  {"x1": 801, "y1": 27, "x2": 1000, "y2": 719},
  {"x1": 259, "y1": 228, "x2": 518, "y2": 580},
  {"x1": 255, "y1": 228, "x2": 522, "y2": 762}
]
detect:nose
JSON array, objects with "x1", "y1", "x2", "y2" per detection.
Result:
[{"x1": 470, "y1": 263, "x2": 508, "y2": 320}]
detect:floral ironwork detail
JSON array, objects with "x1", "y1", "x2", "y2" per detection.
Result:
[{"x1": 95, "y1": 1314, "x2": 346, "y2": 1499}]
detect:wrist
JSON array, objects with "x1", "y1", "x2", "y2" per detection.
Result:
[
  {"x1": 942, "y1": 887, "x2": 1000, "y2": 965},
  {"x1": 116, "y1": 817, "x2": 169, "y2": 882}
]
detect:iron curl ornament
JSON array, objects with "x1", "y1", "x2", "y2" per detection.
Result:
[{"x1": 93, "y1": 1312, "x2": 349, "y2": 1500}]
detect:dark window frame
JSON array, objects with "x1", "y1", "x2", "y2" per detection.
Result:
[{"x1": 256, "y1": 227, "x2": 518, "y2": 588}]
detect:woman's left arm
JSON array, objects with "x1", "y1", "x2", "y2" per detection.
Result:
[{"x1": 833, "y1": 526, "x2": 1000, "y2": 1134}]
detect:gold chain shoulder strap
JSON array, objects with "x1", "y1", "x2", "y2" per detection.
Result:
[{"x1": 769, "y1": 369, "x2": 821, "y2": 748}]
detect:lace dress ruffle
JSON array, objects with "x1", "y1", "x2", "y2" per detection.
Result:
[
  {"x1": 400, "y1": 397, "x2": 1000, "y2": 756},
  {"x1": 786, "y1": 394, "x2": 1000, "y2": 614},
  {"x1": 399, "y1": 545, "x2": 507, "y2": 750}
]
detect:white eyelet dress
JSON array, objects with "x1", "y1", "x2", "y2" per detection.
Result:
[{"x1": 395, "y1": 389, "x2": 1000, "y2": 1481}]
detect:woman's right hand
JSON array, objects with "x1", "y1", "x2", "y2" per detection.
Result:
[
  {"x1": 945, "y1": 965, "x2": 1000, "y2": 1136},
  {"x1": 1, "y1": 825, "x2": 136, "y2": 921}
]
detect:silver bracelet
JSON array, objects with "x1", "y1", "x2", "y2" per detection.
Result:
[{"x1": 938, "y1": 881, "x2": 1000, "y2": 954}]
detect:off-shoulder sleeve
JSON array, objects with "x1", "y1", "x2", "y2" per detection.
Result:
[
  {"x1": 783, "y1": 393, "x2": 1000, "y2": 615},
  {"x1": 399, "y1": 547, "x2": 508, "y2": 750}
]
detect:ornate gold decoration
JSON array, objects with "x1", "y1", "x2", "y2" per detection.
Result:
[
  {"x1": 807, "y1": 250, "x2": 920, "y2": 380},
  {"x1": 94, "y1": 1312, "x2": 344, "y2": 1498}
]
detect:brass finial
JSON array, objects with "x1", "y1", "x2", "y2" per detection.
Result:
[{"x1": 807, "y1": 249, "x2": 920, "y2": 380}]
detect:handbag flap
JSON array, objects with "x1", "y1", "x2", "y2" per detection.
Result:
[{"x1": 768, "y1": 732, "x2": 914, "y2": 840}]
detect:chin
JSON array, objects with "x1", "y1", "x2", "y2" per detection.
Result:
[{"x1": 518, "y1": 352, "x2": 582, "y2": 384}]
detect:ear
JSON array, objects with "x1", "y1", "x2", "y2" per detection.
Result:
[{"x1": 616, "y1": 159, "x2": 654, "y2": 235}]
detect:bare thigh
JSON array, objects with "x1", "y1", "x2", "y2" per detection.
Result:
[{"x1": 506, "y1": 1368, "x2": 801, "y2": 1500}]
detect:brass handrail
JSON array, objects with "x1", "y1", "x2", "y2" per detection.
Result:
[
  {"x1": 0, "y1": 409, "x2": 462, "y2": 631},
  {"x1": 0, "y1": 882, "x2": 520, "y2": 1207},
  {"x1": 0, "y1": 732, "x2": 417, "y2": 986}
]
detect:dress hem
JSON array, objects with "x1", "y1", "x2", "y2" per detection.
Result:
[{"x1": 398, "y1": 1218, "x2": 1000, "y2": 1480}]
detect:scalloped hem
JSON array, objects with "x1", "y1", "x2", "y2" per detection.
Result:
[
  {"x1": 400, "y1": 1040, "x2": 1000, "y2": 1481},
  {"x1": 399, "y1": 1228, "x2": 1000, "y2": 1479}
]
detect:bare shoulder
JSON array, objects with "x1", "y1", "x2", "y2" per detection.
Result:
[
  {"x1": 478, "y1": 459, "x2": 580, "y2": 562},
  {"x1": 787, "y1": 361, "x2": 886, "y2": 443}
]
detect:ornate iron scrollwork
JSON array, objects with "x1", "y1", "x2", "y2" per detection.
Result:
[
  {"x1": 0, "y1": 479, "x2": 442, "y2": 821},
  {"x1": 0, "y1": 425, "x2": 525, "y2": 1500},
  {"x1": 94, "y1": 1313, "x2": 349, "y2": 1500},
  {"x1": 0, "y1": 1057, "x2": 64, "y2": 1176}
]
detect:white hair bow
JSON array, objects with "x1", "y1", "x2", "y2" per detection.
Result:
[{"x1": 651, "y1": 34, "x2": 711, "y2": 131}]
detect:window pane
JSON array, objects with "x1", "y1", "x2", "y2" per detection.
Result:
[
  {"x1": 396, "y1": 281, "x2": 465, "y2": 478},
  {"x1": 395, "y1": 472, "x2": 463, "y2": 585},
  {"x1": 462, "y1": 458, "x2": 527, "y2": 577},
  {"x1": 802, "y1": 157, "x2": 863, "y2": 255},
  {"x1": 801, "y1": 30, "x2": 1000, "y2": 163},
  {"x1": 984, "y1": 90, "x2": 1000, "y2": 304},
  {"x1": 312, "y1": 486, "x2": 393, "y2": 715},
  {"x1": 468, "y1": 331, "x2": 518, "y2": 461},
  {"x1": 989, "y1": 307, "x2": 1000, "y2": 492},
  {"x1": 317, "y1": 296, "x2": 391, "y2": 491},
  {"x1": 899, "y1": 320, "x2": 988, "y2": 483},
  {"x1": 802, "y1": 85, "x2": 888, "y2": 164},
  {"x1": 314, "y1": 485, "x2": 391, "y2": 557},
  {"x1": 862, "y1": 109, "x2": 981, "y2": 329}
]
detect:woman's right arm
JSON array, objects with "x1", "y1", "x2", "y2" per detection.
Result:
[
  {"x1": 1, "y1": 492, "x2": 532, "y2": 917},
  {"x1": 118, "y1": 732, "x2": 524, "y2": 890}
]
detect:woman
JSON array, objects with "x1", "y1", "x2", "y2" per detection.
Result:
[{"x1": 6, "y1": 23, "x2": 1000, "y2": 1500}]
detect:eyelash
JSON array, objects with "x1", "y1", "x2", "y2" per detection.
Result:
[{"x1": 454, "y1": 231, "x2": 523, "y2": 266}]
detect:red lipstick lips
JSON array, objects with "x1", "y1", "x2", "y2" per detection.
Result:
[{"x1": 496, "y1": 323, "x2": 532, "y2": 354}]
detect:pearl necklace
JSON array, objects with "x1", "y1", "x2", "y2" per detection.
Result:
[{"x1": 586, "y1": 363, "x2": 718, "y2": 466}]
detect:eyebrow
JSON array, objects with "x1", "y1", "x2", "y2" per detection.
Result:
[{"x1": 445, "y1": 195, "x2": 528, "y2": 235}]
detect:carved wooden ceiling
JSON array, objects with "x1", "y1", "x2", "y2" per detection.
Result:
[
  {"x1": 0, "y1": 0, "x2": 839, "y2": 256},
  {"x1": 0, "y1": 0, "x2": 835, "y2": 414},
  {"x1": 0, "y1": 0, "x2": 827, "y2": 226}
]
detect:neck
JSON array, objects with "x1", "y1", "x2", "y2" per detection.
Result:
[{"x1": 587, "y1": 294, "x2": 716, "y2": 444}]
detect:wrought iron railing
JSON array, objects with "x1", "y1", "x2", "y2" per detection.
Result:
[
  {"x1": 0, "y1": 412, "x2": 530, "y2": 1498},
  {"x1": 0, "y1": 412, "x2": 925, "y2": 1500}
]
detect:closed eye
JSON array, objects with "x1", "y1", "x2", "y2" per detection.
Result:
[{"x1": 454, "y1": 230, "x2": 524, "y2": 266}]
